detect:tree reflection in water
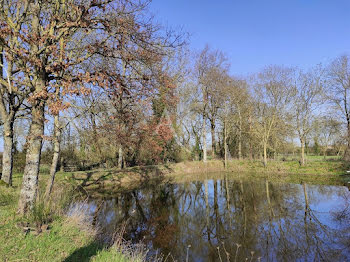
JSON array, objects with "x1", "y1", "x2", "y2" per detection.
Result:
[{"x1": 74, "y1": 174, "x2": 350, "y2": 261}]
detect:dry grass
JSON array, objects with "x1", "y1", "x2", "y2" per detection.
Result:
[{"x1": 64, "y1": 200, "x2": 97, "y2": 237}]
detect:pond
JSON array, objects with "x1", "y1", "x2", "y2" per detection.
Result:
[{"x1": 71, "y1": 173, "x2": 350, "y2": 261}]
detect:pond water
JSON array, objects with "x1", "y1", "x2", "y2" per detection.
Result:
[{"x1": 71, "y1": 173, "x2": 350, "y2": 261}]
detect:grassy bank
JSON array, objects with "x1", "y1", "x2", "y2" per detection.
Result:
[
  {"x1": 50, "y1": 159, "x2": 350, "y2": 197},
  {"x1": 0, "y1": 178, "x2": 145, "y2": 262}
]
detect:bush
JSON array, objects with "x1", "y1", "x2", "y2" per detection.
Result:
[{"x1": 173, "y1": 147, "x2": 192, "y2": 162}]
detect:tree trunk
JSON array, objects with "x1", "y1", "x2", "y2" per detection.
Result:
[
  {"x1": 238, "y1": 128, "x2": 242, "y2": 160},
  {"x1": 263, "y1": 142, "x2": 267, "y2": 167},
  {"x1": 202, "y1": 116, "x2": 207, "y2": 162},
  {"x1": 344, "y1": 121, "x2": 350, "y2": 161},
  {"x1": 45, "y1": 114, "x2": 61, "y2": 198},
  {"x1": 248, "y1": 116, "x2": 253, "y2": 160},
  {"x1": 18, "y1": 6, "x2": 46, "y2": 214},
  {"x1": 224, "y1": 119, "x2": 228, "y2": 169},
  {"x1": 18, "y1": 96, "x2": 45, "y2": 214},
  {"x1": 210, "y1": 122, "x2": 215, "y2": 158},
  {"x1": 1, "y1": 118, "x2": 14, "y2": 186},
  {"x1": 118, "y1": 146, "x2": 123, "y2": 169},
  {"x1": 249, "y1": 142, "x2": 253, "y2": 160},
  {"x1": 0, "y1": 46, "x2": 16, "y2": 187},
  {"x1": 300, "y1": 138, "x2": 305, "y2": 166},
  {"x1": 238, "y1": 110, "x2": 242, "y2": 160},
  {"x1": 91, "y1": 112, "x2": 103, "y2": 160}
]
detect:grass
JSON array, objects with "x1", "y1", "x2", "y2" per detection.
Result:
[
  {"x1": 275, "y1": 154, "x2": 342, "y2": 161},
  {"x1": 0, "y1": 176, "x2": 141, "y2": 262},
  {"x1": 91, "y1": 250, "x2": 131, "y2": 262},
  {"x1": 225, "y1": 158, "x2": 349, "y2": 176}
]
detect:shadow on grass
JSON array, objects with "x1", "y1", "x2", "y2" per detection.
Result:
[
  {"x1": 63, "y1": 240, "x2": 104, "y2": 262},
  {"x1": 69, "y1": 164, "x2": 174, "y2": 196}
]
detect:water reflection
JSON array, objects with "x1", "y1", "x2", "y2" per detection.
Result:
[{"x1": 73, "y1": 174, "x2": 350, "y2": 261}]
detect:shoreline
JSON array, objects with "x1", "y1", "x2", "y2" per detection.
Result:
[{"x1": 56, "y1": 159, "x2": 350, "y2": 197}]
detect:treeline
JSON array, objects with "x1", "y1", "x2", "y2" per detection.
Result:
[
  {"x1": 0, "y1": 1, "x2": 349, "y2": 214},
  {"x1": 38, "y1": 47, "x2": 349, "y2": 172},
  {"x1": 178, "y1": 46, "x2": 348, "y2": 167}
]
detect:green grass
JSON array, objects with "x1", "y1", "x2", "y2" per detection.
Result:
[
  {"x1": 91, "y1": 246, "x2": 148, "y2": 262},
  {"x1": 0, "y1": 216, "x2": 96, "y2": 261},
  {"x1": 0, "y1": 177, "x2": 135, "y2": 262},
  {"x1": 92, "y1": 249, "x2": 130, "y2": 262},
  {"x1": 276, "y1": 154, "x2": 342, "y2": 162},
  {"x1": 226, "y1": 158, "x2": 349, "y2": 176}
]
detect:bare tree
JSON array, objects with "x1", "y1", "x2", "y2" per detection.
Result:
[
  {"x1": 226, "y1": 78, "x2": 251, "y2": 160},
  {"x1": 327, "y1": 55, "x2": 350, "y2": 160},
  {"x1": 194, "y1": 45, "x2": 228, "y2": 161},
  {"x1": 293, "y1": 66, "x2": 324, "y2": 165},
  {"x1": 313, "y1": 116, "x2": 342, "y2": 159},
  {"x1": 252, "y1": 66, "x2": 295, "y2": 166}
]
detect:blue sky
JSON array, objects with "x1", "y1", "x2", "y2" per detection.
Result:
[{"x1": 150, "y1": 0, "x2": 350, "y2": 76}]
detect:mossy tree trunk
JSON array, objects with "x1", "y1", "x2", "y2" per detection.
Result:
[
  {"x1": 1, "y1": 117, "x2": 14, "y2": 186},
  {"x1": 0, "y1": 45, "x2": 18, "y2": 187},
  {"x1": 18, "y1": 77, "x2": 46, "y2": 214}
]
